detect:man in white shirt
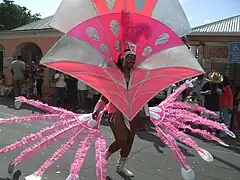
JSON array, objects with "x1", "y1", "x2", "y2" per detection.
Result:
[
  {"x1": 11, "y1": 55, "x2": 26, "y2": 97},
  {"x1": 54, "y1": 71, "x2": 67, "y2": 107},
  {"x1": 77, "y1": 80, "x2": 88, "y2": 111}
]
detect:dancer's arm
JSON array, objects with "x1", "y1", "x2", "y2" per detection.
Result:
[{"x1": 92, "y1": 95, "x2": 109, "y2": 119}]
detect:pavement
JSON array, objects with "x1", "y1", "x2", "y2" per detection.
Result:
[{"x1": 0, "y1": 98, "x2": 240, "y2": 180}]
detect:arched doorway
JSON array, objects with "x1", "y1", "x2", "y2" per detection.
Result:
[
  {"x1": 13, "y1": 42, "x2": 43, "y2": 67},
  {"x1": 13, "y1": 42, "x2": 43, "y2": 97}
]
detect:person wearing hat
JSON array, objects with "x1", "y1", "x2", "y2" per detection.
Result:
[{"x1": 200, "y1": 72, "x2": 224, "y2": 122}]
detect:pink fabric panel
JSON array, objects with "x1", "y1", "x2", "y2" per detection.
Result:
[
  {"x1": 128, "y1": 67, "x2": 200, "y2": 120},
  {"x1": 67, "y1": 13, "x2": 183, "y2": 65}
]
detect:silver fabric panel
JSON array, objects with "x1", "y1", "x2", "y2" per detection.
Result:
[
  {"x1": 134, "y1": 0, "x2": 146, "y2": 12},
  {"x1": 138, "y1": 45, "x2": 203, "y2": 72},
  {"x1": 152, "y1": 0, "x2": 191, "y2": 37},
  {"x1": 40, "y1": 35, "x2": 109, "y2": 68},
  {"x1": 50, "y1": 0, "x2": 97, "y2": 33}
]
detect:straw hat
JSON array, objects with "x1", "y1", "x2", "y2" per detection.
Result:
[{"x1": 208, "y1": 72, "x2": 223, "y2": 83}]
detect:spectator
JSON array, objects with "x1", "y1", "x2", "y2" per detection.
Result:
[
  {"x1": 191, "y1": 74, "x2": 208, "y2": 106},
  {"x1": 66, "y1": 75, "x2": 78, "y2": 110},
  {"x1": 53, "y1": 71, "x2": 67, "y2": 108},
  {"x1": 167, "y1": 81, "x2": 187, "y2": 101},
  {"x1": 200, "y1": 72, "x2": 224, "y2": 131},
  {"x1": 10, "y1": 55, "x2": 26, "y2": 97},
  {"x1": 219, "y1": 75, "x2": 233, "y2": 134},
  {"x1": 77, "y1": 80, "x2": 88, "y2": 111},
  {"x1": 36, "y1": 65, "x2": 44, "y2": 99}
]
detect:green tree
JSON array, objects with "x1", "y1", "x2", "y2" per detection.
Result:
[{"x1": 0, "y1": 0, "x2": 41, "y2": 30}]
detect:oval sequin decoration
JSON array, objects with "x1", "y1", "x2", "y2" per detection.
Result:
[
  {"x1": 101, "y1": 44, "x2": 109, "y2": 54},
  {"x1": 115, "y1": 40, "x2": 121, "y2": 52},
  {"x1": 86, "y1": 27, "x2": 100, "y2": 41},
  {"x1": 155, "y1": 33, "x2": 170, "y2": 45},
  {"x1": 142, "y1": 46, "x2": 152, "y2": 57},
  {"x1": 110, "y1": 20, "x2": 120, "y2": 37}
]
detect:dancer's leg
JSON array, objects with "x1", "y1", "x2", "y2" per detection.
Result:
[{"x1": 107, "y1": 113, "x2": 128, "y2": 156}]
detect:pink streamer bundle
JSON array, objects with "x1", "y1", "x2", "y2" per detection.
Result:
[
  {"x1": 165, "y1": 109, "x2": 225, "y2": 130},
  {"x1": 13, "y1": 122, "x2": 81, "y2": 165},
  {"x1": 36, "y1": 129, "x2": 84, "y2": 177},
  {"x1": 184, "y1": 126, "x2": 225, "y2": 145},
  {"x1": 95, "y1": 136, "x2": 107, "y2": 180},
  {"x1": 160, "y1": 122, "x2": 204, "y2": 153},
  {"x1": 70, "y1": 132, "x2": 96, "y2": 176},
  {"x1": 167, "y1": 101, "x2": 216, "y2": 115},
  {"x1": 0, "y1": 119, "x2": 78, "y2": 154},
  {"x1": 0, "y1": 114, "x2": 60, "y2": 124},
  {"x1": 16, "y1": 96, "x2": 74, "y2": 116},
  {"x1": 155, "y1": 127, "x2": 189, "y2": 169}
]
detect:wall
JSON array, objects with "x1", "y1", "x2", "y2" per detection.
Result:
[{"x1": 0, "y1": 30, "x2": 61, "y2": 95}]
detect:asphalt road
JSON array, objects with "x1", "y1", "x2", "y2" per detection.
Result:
[{"x1": 0, "y1": 98, "x2": 240, "y2": 180}]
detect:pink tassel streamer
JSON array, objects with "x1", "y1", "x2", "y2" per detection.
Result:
[
  {"x1": 167, "y1": 102, "x2": 216, "y2": 115},
  {"x1": 12, "y1": 122, "x2": 81, "y2": 165},
  {"x1": 16, "y1": 96, "x2": 74, "y2": 116},
  {"x1": 0, "y1": 114, "x2": 60, "y2": 124},
  {"x1": 184, "y1": 125, "x2": 224, "y2": 143},
  {"x1": 165, "y1": 109, "x2": 224, "y2": 130},
  {"x1": 160, "y1": 122, "x2": 204, "y2": 153},
  {"x1": 36, "y1": 129, "x2": 84, "y2": 177},
  {"x1": 155, "y1": 127, "x2": 189, "y2": 169},
  {"x1": 95, "y1": 136, "x2": 107, "y2": 180},
  {"x1": 70, "y1": 132, "x2": 96, "y2": 176},
  {"x1": 0, "y1": 119, "x2": 78, "y2": 154}
]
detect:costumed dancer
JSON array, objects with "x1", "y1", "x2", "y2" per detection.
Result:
[
  {"x1": 0, "y1": 80, "x2": 236, "y2": 180},
  {"x1": 92, "y1": 49, "x2": 151, "y2": 177}
]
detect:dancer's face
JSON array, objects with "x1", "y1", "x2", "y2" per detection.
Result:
[{"x1": 123, "y1": 54, "x2": 136, "y2": 70}]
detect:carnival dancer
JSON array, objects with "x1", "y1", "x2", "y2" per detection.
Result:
[{"x1": 92, "y1": 49, "x2": 150, "y2": 177}]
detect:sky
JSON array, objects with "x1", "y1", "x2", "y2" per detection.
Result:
[{"x1": 1, "y1": 0, "x2": 240, "y2": 27}]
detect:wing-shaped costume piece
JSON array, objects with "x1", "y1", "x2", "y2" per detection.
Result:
[
  {"x1": 0, "y1": 82, "x2": 235, "y2": 180},
  {"x1": 42, "y1": 11, "x2": 202, "y2": 120}
]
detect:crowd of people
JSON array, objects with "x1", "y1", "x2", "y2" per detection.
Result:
[
  {"x1": 181, "y1": 72, "x2": 233, "y2": 137},
  {"x1": 52, "y1": 70, "x2": 100, "y2": 112},
  {"x1": 9, "y1": 55, "x2": 100, "y2": 112}
]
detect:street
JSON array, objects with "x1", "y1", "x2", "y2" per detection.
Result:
[{"x1": 0, "y1": 99, "x2": 239, "y2": 180}]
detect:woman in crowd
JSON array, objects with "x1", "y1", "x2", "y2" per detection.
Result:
[
  {"x1": 219, "y1": 75, "x2": 233, "y2": 135},
  {"x1": 36, "y1": 65, "x2": 44, "y2": 100},
  {"x1": 53, "y1": 71, "x2": 67, "y2": 108}
]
